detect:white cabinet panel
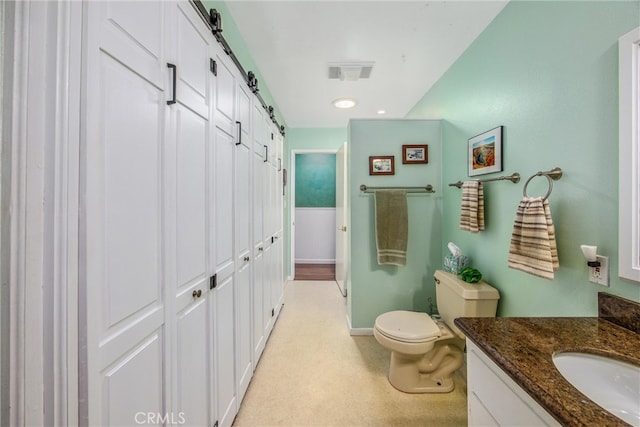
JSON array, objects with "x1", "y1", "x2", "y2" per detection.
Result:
[
  {"x1": 175, "y1": 297, "x2": 210, "y2": 426},
  {"x1": 173, "y1": 2, "x2": 210, "y2": 118},
  {"x1": 175, "y1": 106, "x2": 207, "y2": 289},
  {"x1": 467, "y1": 341, "x2": 560, "y2": 427},
  {"x1": 215, "y1": 127, "x2": 235, "y2": 271},
  {"x1": 101, "y1": 55, "x2": 163, "y2": 328},
  {"x1": 215, "y1": 276, "x2": 237, "y2": 427},
  {"x1": 103, "y1": 332, "x2": 164, "y2": 426},
  {"x1": 99, "y1": 1, "x2": 164, "y2": 88},
  {"x1": 215, "y1": 57, "x2": 236, "y2": 136}
]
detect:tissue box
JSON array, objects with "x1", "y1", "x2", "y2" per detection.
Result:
[{"x1": 444, "y1": 254, "x2": 469, "y2": 274}]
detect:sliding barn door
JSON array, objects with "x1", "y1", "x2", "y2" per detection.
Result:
[
  {"x1": 165, "y1": 3, "x2": 215, "y2": 426},
  {"x1": 83, "y1": 2, "x2": 169, "y2": 424}
]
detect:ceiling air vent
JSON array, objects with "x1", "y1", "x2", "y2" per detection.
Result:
[{"x1": 328, "y1": 61, "x2": 375, "y2": 81}]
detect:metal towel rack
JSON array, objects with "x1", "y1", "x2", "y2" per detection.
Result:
[
  {"x1": 448, "y1": 172, "x2": 521, "y2": 188},
  {"x1": 359, "y1": 184, "x2": 435, "y2": 193},
  {"x1": 523, "y1": 167, "x2": 563, "y2": 200}
]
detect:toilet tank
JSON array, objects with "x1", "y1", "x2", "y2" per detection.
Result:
[{"x1": 434, "y1": 270, "x2": 500, "y2": 339}]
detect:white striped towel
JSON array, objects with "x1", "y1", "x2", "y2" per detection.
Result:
[
  {"x1": 459, "y1": 180, "x2": 485, "y2": 233},
  {"x1": 508, "y1": 197, "x2": 559, "y2": 280}
]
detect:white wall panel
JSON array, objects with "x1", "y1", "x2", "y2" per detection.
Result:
[{"x1": 294, "y1": 208, "x2": 336, "y2": 263}]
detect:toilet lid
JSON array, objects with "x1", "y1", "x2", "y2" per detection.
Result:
[{"x1": 375, "y1": 311, "x2": 441, "y2": 343}]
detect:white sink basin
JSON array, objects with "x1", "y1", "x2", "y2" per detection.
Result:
[{"x1": 552, "y1": 352, "x2": 640, "y2": 426}]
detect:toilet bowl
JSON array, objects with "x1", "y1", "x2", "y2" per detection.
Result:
[
  {"x1": 373, "y1": 310, "x2": 464, "y2": 393},
  {"x1": 373, "y1": 270, "x2": 500, "y2": 393}
]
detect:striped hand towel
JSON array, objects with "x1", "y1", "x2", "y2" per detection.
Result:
[
  {"x1": 374, "y1": 190, "x2": 408, "y2": 266},
  {"x1": 459, "y1": 180, "x2": 485, "y2": 233},
  {"x1": 508, "y1": 197, "x2": 559, "y2": 280}
]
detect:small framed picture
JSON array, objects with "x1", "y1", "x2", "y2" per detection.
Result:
[
  {"x1": 402, "y1": 144, "x2": 428, "y2": 164},
  {"x1": 468, "y1": 126, "x2": 503, "y2": 176},
  {"x1": 369, "y1": 156, "x2": 395, "y2": 175}
]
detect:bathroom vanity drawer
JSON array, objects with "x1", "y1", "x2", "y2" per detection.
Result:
[{"x1": 467, "y1": 341, "x2": 560, "y2": 427}]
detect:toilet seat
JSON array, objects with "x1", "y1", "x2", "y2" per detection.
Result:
[{"x1": 374, "y1": 311, "x2": 441, "y2": 343}]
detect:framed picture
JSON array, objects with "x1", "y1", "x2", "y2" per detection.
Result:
[
  {"x1": 468, "y1": 126, "x2": 503, "y2": 176},
  {"x1": 402, "y1": 144, "x2": 428, "y2": 164},
  {"x1": 369, "y1": 156, "x2": 395, "y2": 175}
]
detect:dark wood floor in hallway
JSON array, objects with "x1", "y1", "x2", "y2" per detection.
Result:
[{"x1": 294, "y1": 263, "x2": 335, "y2": 281}]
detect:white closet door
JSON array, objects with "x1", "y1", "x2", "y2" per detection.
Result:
[
  {"x1": 213, "y1": 54, "x2": 237, "y2": 427},
  {"x1": 235, "y1": 83, "x2": 253, "y2": 402},
  {"x1": 83, "y1": 2, "x2": 167, "y2": 425},
  {"x1": 261, "y1": 117, "x2": 275, "y2": 336},
  {"x1": 165, "y1": 3, "x2": 213, "y2": 426},
  {"x1": 251, "y1": 104, "x2": 266, "y2": 363}
]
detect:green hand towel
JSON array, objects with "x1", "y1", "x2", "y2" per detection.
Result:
[{"x1": 374, "y1": 190, "x2": 408, "y2": 266}]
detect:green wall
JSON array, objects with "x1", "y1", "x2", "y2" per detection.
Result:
[
  {"x1": 295, "y1": 154, "x2": 336, "y2": 208},
  {"x1": 348, "y1": 120, "x2": 443, "y2": 328},
  {"x1": 407, "y1": 0, "x2": 640, "y2": 316}
]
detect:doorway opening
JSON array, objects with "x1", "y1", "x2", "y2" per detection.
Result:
[{"x1": 290, "y1": 149, "x2": 337, "y2": 282}]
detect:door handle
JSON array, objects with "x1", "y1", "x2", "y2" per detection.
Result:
[
  {"x1": 235, "y1": 121, "x2": 242, "y2": 146},
  {"x1": 263, "y1": 145, "x2": 268, "y2": 162},
  {"x1": 244, "y1": 256, "x2": 250, "y2": 262},
  {"x1": 192, "y1": 289, "x2": 202, "y2": 298},
  {"x1": 167, "y1": 63, "x2": 177, "y2": 105},
  {"x1": 337, "y1": 226, "x2": 347, "y2": 232}
]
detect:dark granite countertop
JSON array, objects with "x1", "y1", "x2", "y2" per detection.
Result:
[
  {"x1": 455, "y1": 316, "x2": 640, "y2": 426},
  {"x1": 454, "y1": 294, "x2": 640, "y2": 427}
]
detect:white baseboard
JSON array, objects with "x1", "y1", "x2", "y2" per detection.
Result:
[{"x1": 346, "y1": 315, "x2": 373, "y2": 336}]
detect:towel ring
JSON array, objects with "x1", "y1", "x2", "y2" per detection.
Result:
[{"x1": 523, "y1": 174, "x2": 553, "y2": 200}]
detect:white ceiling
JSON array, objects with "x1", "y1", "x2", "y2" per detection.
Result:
[{"x1": 225, "y1": 1, "x2": 508, "y2": 128}]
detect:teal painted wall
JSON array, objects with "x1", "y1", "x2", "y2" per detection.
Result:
[
  {"x1": 295, "y1": 154, "x2": 336, "y2": 208},
  {"x1": 407, "y1": 0, "x2": 640, "y2": 316},
  {"x1": 348, "y1": 120, "x2": 442, "y2": 328}
]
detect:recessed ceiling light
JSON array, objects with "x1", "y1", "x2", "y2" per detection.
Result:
[
  {"x1": 377, "y1": 110, "x2": 386, "y2": 115},
  {"x1": 332, "y1": 98, "x2": 357, "y2": 109}
]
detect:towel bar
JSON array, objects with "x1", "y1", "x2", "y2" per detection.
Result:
[
  {"x1": 449, "y1": 172, "x2": 521, "y2": 189},
  {"x1": 360, "y1": 184, "x2": 435, "y2": 193}
]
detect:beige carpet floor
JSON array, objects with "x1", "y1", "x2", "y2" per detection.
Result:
[{"x1": 232, "y1": 280, "x2": 468, "y2": 427}]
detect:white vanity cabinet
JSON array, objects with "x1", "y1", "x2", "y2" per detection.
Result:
[{"x1": 466, "y1": 341, "x2": 560, "y2": 427}]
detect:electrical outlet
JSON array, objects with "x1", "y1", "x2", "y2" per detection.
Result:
[{"x1": 588, "y1": 255, "x2": 609, "y2": 286}]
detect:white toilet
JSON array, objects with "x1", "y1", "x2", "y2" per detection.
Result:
[{"x1": 373, "y1": 269, "x2": 500, "y2": 393}]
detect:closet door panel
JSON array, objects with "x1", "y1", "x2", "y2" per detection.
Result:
[
  {"x1": 215, "y1": 276, "x2": 237, "y2": 427},
  {"x1": 99, "y1": 1, "x2": 164, "y2": 87},
  {"x1": 173, "y1": 2, "x2": 209, "y2": 117},
  {"x1": 175, "y1": 107, "x2": 207, "y2": 289},
  {"x1": 84, "y1": 2, "x2": 168, "y2": 423},
  {"x1": 175, "y1": 298, "x2": 209, "y2": 426},
  {"x1": 101, "y1": 56, "x2": 163, "y2": 326},
  {"x1": 215, "y1": 127, "x2": 235, "y2": 272},
  {"x1": 215, "y1": 58, "x2": 236, "y2": 136},
  {"x1": 102, "y1": 332, "x2": 163, "y2": 426},
  {"x1": 235, "y1": 86, "x2": 252, "y2": 401}
]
